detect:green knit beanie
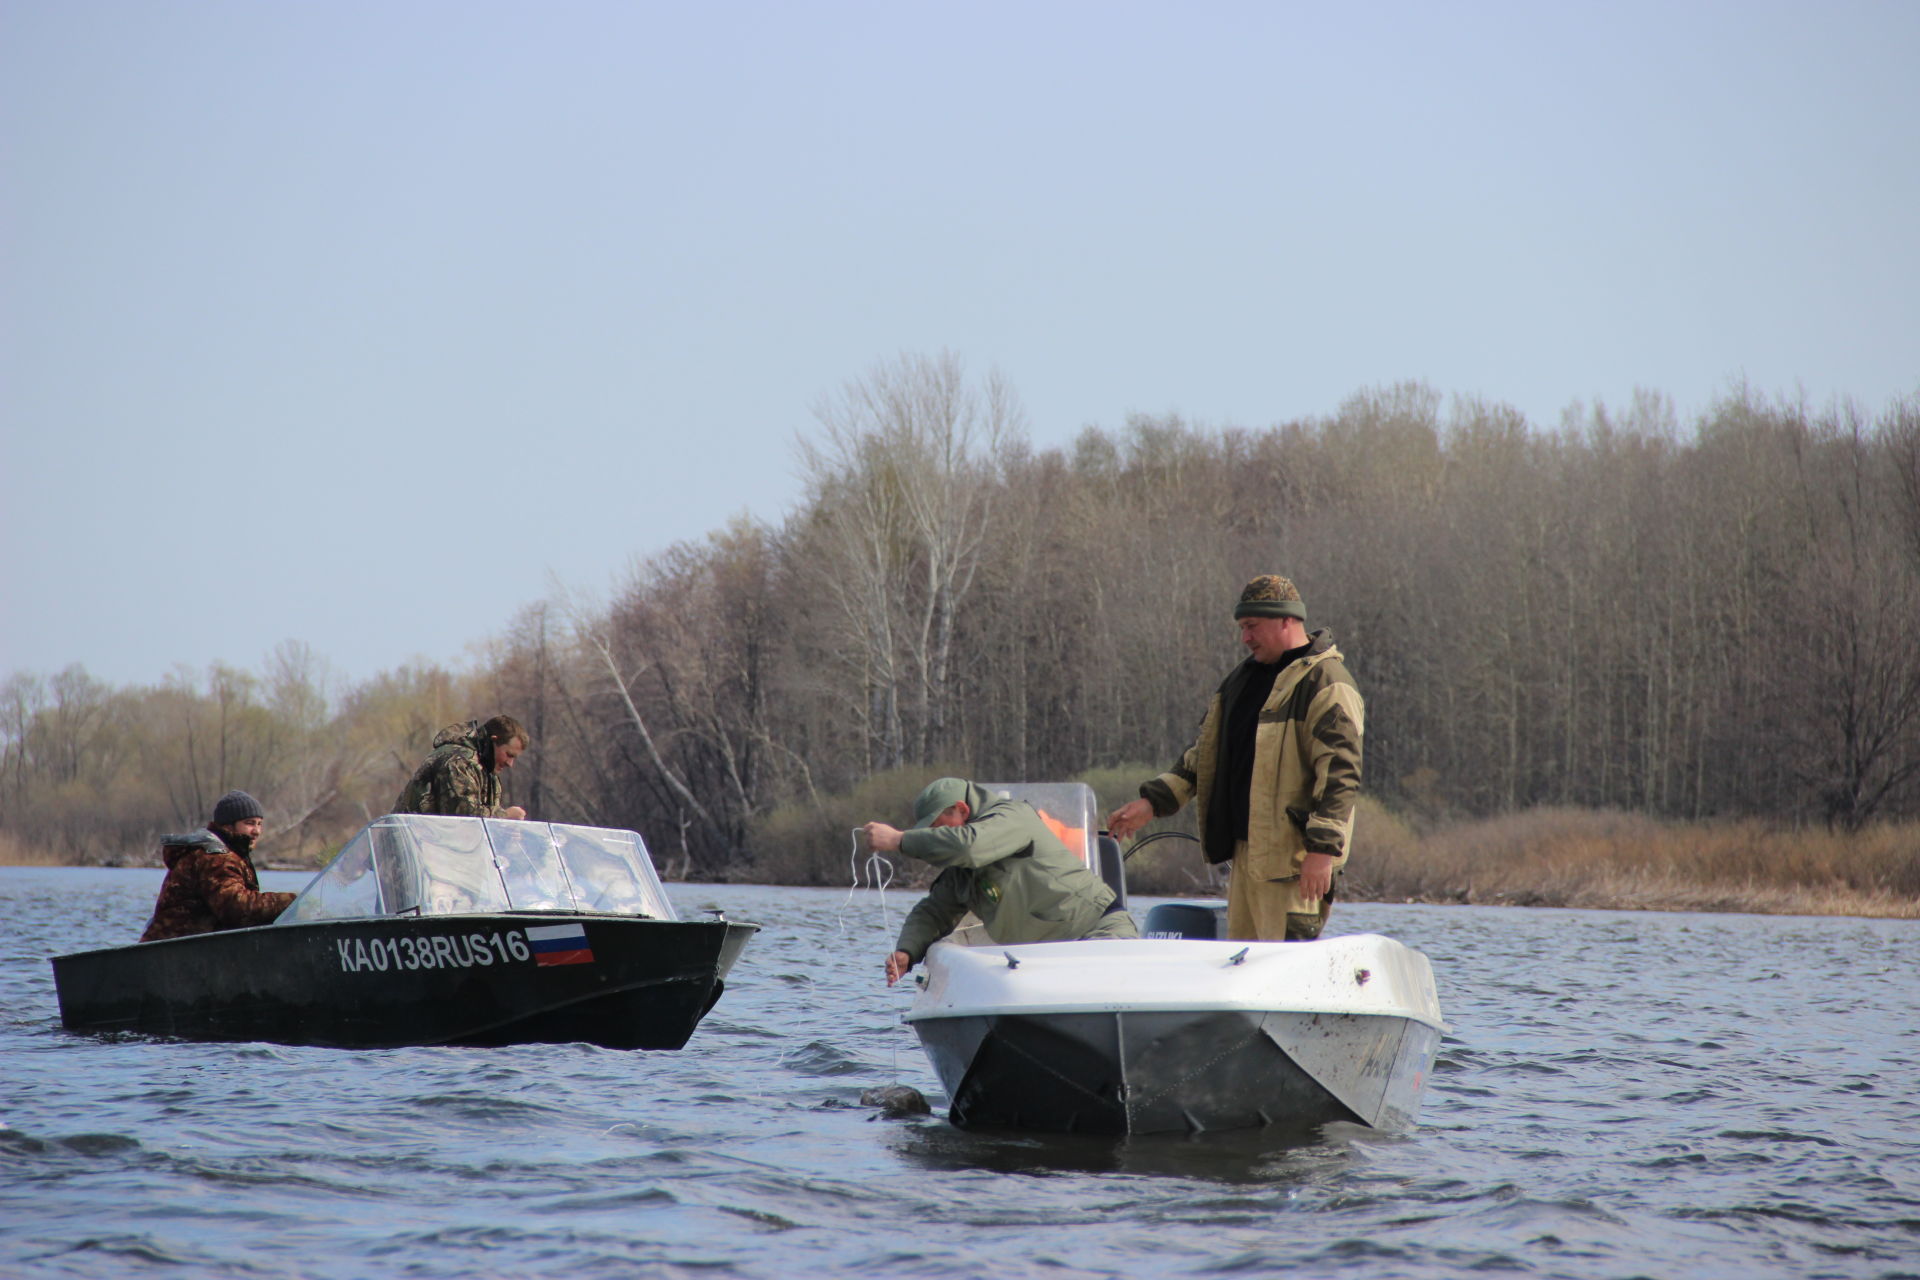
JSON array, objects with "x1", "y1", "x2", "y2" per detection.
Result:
[{"x1": 1233, "y1": 574, "x2": 1307, "y2": 620}]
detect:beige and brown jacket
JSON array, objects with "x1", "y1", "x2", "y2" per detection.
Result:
[{"x1": 1141, "y1": 630, "x2": 1364, "y2": 882}]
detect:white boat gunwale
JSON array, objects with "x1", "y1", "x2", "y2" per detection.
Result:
[{"x1": 904, "y1": 933, "x2": 1450, "y2": 1032}]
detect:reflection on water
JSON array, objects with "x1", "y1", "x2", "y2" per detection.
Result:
[
  {"x1": 894, "y1": 1114, "x2": 1359, "y2": 1182},
  {"x1": 3, "y1": 870, "x2": 1918, "y2": 1280}
]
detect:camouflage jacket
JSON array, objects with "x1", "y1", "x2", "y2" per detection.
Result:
[
  {"x1": 139, "y1": 829, "x2": 295, "y2": 943},
  {"x1": 893, "y1": 783, "x2": 1123, "y2": 963},
  {"x1": 393, "y1": 721, "x2": 507, "y2": 818},
  {"x1": 1142, "y1": 629, "x2": 1365, "y2": 878}
]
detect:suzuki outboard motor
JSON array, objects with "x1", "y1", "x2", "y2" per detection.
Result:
[{"x1": 1142, "y1": 902, "x2": 1226, "y2": 939}]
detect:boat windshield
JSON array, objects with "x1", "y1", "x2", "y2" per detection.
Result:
[
  {"x1": 978, "y1": 781, "x2": 1100, "y2": 869},
  {"x1": 277, "y1": 815, "x2": 678, "y2": 924}
]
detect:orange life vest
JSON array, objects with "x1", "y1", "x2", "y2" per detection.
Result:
[{"x1": 1036, "y1": 810, "x2": 1090, "y2": 867}]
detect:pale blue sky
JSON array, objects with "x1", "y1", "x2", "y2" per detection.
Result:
[{"x1": 4, "y1": 0, "x2": 1916, "y2": 692}]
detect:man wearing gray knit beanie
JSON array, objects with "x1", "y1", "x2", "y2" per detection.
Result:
[
  {"x1": 1107, "y1": 574, "x2": 1366, "y2": 942},
  {"x1": 139, "y1": 789, "x2": 295, "y2": 942}
]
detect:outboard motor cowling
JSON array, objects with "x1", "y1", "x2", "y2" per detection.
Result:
[{"x1": 1142, "y1": 902, "x2": 1223, "y2": 940}]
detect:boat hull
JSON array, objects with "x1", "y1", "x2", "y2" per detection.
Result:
[
  {"x1": 915, "y1": 1006, "x2": 1440, "y2": 1134},
  {"x1": 52, "y1": 914, "x2": 756, "y2": 1050},
  {"x1": 904, "y1": 933, "x2": 1446, "y2": 1135}
]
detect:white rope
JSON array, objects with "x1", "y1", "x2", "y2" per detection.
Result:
[
  {"x1": 834, "y1": 828, "x2": 913, "y2": 1083},
  {"x1": 835, "y1": 828, "x2": 896, "y2": 938}
]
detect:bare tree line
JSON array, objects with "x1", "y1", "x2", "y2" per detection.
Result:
[
  {"x1": 6, "y1": 354, "x2": 1918, "y2": 875},
  {"x1": 0, "y1": 649, "x2": 469, "y2": 864}
]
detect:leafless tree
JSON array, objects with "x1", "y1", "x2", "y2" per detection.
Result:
[{"x1": 795, "y1": 350, "x2": 1019, "y2": 770}]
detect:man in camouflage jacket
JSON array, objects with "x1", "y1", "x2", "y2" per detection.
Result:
[
  {"x1": 1109, "y1": 574, "x2": 1365, "y2": 942},
  {"x1": 393, "y1": 715, "x2": 530, "y2": 820},
  {"x1": 139, "y1": 790, "x2": 296, "y2": 942},
  {"x1": 864, "y1": 777, "x2": 1138, "y2": 985}
]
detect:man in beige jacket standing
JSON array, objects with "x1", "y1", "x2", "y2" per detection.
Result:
[{"x1": 1108, "y1": 574, "x2": 1364, "y2": 942}]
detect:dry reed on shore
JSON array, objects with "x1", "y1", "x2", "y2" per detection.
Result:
[
  {"x1": 11, "y1": 797, "x2": 1917, "y2": 920},
  {"x1": 1345, "y1": 806, "x2": 1920, "y2": 919},
  {"x1": 0, "y1": 831, "x2": 64, "y2": 867}
]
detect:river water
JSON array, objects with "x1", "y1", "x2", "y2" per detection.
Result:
[{"x1": 2, "y1": 867, "x2": 1916, "y2": 1279}]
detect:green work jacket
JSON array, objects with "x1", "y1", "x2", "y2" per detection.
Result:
[{"x1": 893, "y1": 783, "x2": 1120, "y2": 963}]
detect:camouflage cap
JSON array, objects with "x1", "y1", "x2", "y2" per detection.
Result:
[
  {"x1": 1233, "y1": 574, "x2": 1307, "y2": 621},
  {"x1": 911, "y1": 777, "x2": 972, "y2": 828}
]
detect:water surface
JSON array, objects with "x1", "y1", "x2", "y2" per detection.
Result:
[{"x1": 3, "y1": 868, "x2": 1916, "y2": 1278}]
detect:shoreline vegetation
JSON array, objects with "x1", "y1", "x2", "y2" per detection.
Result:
[
  {"x1": 1345, "y1": 803, "x2": 1920, "y2": 921},
  {"x1": 10, "y1": 801, "x2": 1913, "y2": 922}
]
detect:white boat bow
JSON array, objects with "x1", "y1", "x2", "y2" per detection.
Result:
[{"x1": 905, "y1": 931, "x2": 1447, "y2": 1135}]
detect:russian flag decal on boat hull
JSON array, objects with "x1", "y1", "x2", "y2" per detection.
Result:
[{"x1": 525, "y1": 923, "x2": 594, "y2": 967}]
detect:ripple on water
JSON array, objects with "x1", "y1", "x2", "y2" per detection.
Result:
[
  {"x1": 778, "y1": 1039, "x2": 870, "y2": 1076},
  {"x1": 398, "y1": 1092, "x2": 571, "y2": 1122}
]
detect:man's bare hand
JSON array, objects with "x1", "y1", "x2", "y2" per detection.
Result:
[
  {"x1": 502, "y1": 806, "x2": 527, "y2": 821},
  {"x1": 862, "y1": 822, "x2": 904, "y2": 854},
  {"x1": 885, "y1": 950, "x2": 913, "y2": 985},
  {"x1": 1298, "y1": 851, "x2": 1335, "y2": 901},
  {"x1": 1106, "y1": 798, "x2": 1154, "y2": 840}
]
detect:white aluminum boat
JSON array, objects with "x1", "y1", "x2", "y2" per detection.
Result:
[{"x1": 899, "y1": 783, "x2": 1448, "y2": 1135}]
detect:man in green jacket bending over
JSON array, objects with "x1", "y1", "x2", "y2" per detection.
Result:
[{"x1": 863, "y1": 777, "x2": 1138, "y2": 986}]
